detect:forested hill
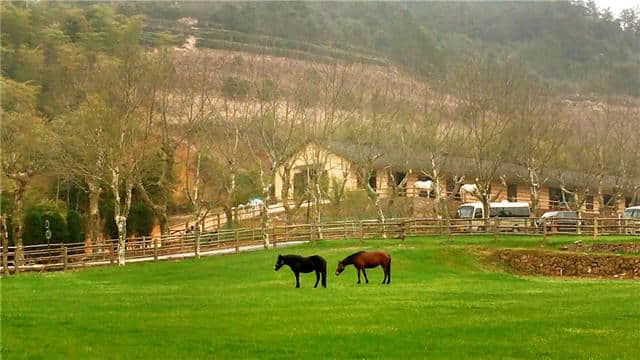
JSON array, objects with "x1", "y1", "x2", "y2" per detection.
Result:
[
  {"x1": 121, "y1": 0, "x2": 640, "y2": 97},
  {"x1": 2, "y1": 0, "x2": 640, "y2": 99}
]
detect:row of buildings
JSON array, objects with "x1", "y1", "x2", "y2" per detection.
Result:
[{"x1": 274, "y1": 143, "x2": 638, "y2": 216}]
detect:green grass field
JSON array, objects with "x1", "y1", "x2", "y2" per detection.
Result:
[{"x1": 2, "y1": 235, "x2": 639, "y2": 359}]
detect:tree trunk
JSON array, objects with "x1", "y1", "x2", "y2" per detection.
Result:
[
  {"x1": 261, "y1": 185, "x2": 271, "y2": 249},
  {"x1": 116, "y1": 215, "x2": 127, "y2": 266},
  {"x1": 158, "y1": 209, "x2": 168, "y2": 235},
  {"x1": 1, "y1": 215, "x2": 9, "y2": 275},
  {"x1": 223, "y1": 206, "x2": 234, "y2": 228},
  {"x1": 87, "y1": 179, "x2": 101, "y2": 250},
  {"x1": 194, "y1": 224, "x2": 201, "y2": 259},
  {"x1": 280, "y1": 164, "x2": 294, "y2": 224},
  {"x1": 11, "y1": 183, "x2": 26, "y2": 271}
]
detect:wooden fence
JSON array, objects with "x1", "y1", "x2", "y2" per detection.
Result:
[{"x1": 2, "y1": 216, "x2": 639, "y2": 275}]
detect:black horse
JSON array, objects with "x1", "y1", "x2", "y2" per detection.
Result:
[{"x1": 274, "y1": 254, "x2": 327, "y2": 288}]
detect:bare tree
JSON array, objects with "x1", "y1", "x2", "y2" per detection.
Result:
[
  {"x1": 449, "y1": 57, "x2": 521, "y2": 221},
  {"x1": 54, "y1": 21, "x2": 151, "y2": 265},
  {"x1": 0, "y1": 78, "x2": 48, "y2": 268},
  {"x1": 135, "y1": 46, "x2": 178, "y2": 235},
  {"x1": 609, "y1": 103, "x2": 640, "y2": 210},
  {"x1": 508, "y1": 80, "x2": 566, "y2": 216},
  {"x1": 339, "y1": 67, "x2": 400, "y2": 222},
  {"x1": 406, "y1": 81, "x2": 466, "y2": 219},
  {"x1": 298, "y1": 62, "x2": 357, "y2": 230},
  {"x1": 172, "y1": 51, "x2": 221, "y2": 253},
  {"x1": 244, "y1": 56, "x2": 310, "y2": 225}
]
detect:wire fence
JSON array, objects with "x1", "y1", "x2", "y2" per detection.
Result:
[{"x1": 3, "y1": 216, "x2": 639, "y2": 275}]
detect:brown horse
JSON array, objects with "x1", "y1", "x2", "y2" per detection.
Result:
[{"x1": 335, "y1": 251, "x2": 391, "y2": 284}]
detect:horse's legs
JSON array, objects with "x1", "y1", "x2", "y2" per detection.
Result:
[
  {"x1": 382, "y1": 267, "x2": 387, "y2": 284},
  {"x1": 362, "y1": 269, "x2": 369, "y2": 284},
  {"x1": 357, "y1": 268, "x2": 361, "y2": 284},
  {"x1": 314, "y1": 271, "x2": 320, "y2": 288},
  {"x1": 295, "y1": 271, "x2": 300, "y2": 288},
  {"x1": 386, "y1": 261, "x2": 391, "y2": 284},
  {"x1": 321, "y1": 270, "x2": 326, "y2": 288}
]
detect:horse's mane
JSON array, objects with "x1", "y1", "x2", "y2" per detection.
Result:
[{"x1": 341, "y1": 251, "x2": 365, "y2": 264}]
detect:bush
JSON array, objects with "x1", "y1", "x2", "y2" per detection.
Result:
[
  {"x1": 101, "y1": 201, "x2": 155, "y2": 239},
  {"x1": 22, "y1": 205, "x2": 69, "y2": 245},
  {"x1": 221, "y1": 76, "x2": 250, "y2": 99},
  {"x1": 128, "y1": 203, "x2": 154, "y2": 237},
  {"x1": 66, "y1": 210, "x2": 84, "y2": 244}
]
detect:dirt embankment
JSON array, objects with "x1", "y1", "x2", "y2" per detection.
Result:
[{"x1": 493, "y1": 248, "x2": 640, "y2": 279}]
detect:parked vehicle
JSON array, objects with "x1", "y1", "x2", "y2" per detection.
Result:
[
  {"x1": 456, "y1": 201, "x2": 531, "y2": 231},
  {"x1": 623, "y1": 206, "x2": 640, "y2": 235},
  {"x1": 537, "y1": 211, "x2": 580, "y2": 232}
]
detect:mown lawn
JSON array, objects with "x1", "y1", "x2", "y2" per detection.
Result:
[{"x1": 2, "y1": 235, "x2": 639, "y2": 359}]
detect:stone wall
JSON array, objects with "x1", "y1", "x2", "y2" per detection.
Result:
[
  {"x1": 494, "y1": 249, "x2": 640, "y2": 279},
  {"x1": 564, "y1": 242, "x2": 640, "y2": 254}
]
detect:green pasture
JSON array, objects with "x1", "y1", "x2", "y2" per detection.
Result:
[{"x1": 2, "y1": 235, "x2": 639, "y2": 359}]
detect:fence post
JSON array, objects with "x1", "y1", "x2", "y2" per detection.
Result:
[
  {"x1": 593, "y1": 218, "x2": 599, "y2": 239},
  {"x1": 400, "y1": 220, "x2": 406, "y2": 241},
  {"x1": 542, "y1": 218, "x2": 548, "y2": 245},
  {"x1": 343, "y1": 221, "x2": 347, "y2": 239},
  {"x1": 110, "y1": 243, "x2": 116, "y2": 265},
  {"x1": 493, "y1": 218, "x2": 500, "y2": 242},
  {"x1": 234, "y1": 229, "x2": 240, "y2": 254},
  {"x1": 272, "y1": 226, "x2": 277, "y2": 248},
  {"x1": 61, "y1": 244, "x2": 68, "y2": 271},
  {"x1": 309, "y1": 224, "x2": 314, "y2": 243},
  {"x1": 141, "y1": 236, "x2": 146, "y2": 257},
  {"x1": 1, "y1": 228, "x2": 7, "y2": 276},
  {"x1": 195, "y1": 230, "x2": 200, "y2": 259},
  {"x1": 284, "y1": 225, "x2": 289, "y2": 243},
  {"x1": 153, "y1": 237, "x2": 158, "y2": 261},
  {"x1": 360, "y1": 221, "x2": 364, "y2": 242}
]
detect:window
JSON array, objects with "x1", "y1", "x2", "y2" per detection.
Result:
[
  {"x1": 474, "y1": 208, "x2": 483, "y2": 219},
  {"x1": 293, "y1": 171, "x2": 308, "y2": 198},
  {"x1": 586, "y1": 195, "x2": 594, "y2": 211},
  {"x1": 457, "y1": 206, "x2": 474, "y2": 219},
  {"x1": 292, "y1": 167, "x2": 327, "y2": 197},
  {"x1": 391, "y1": 171, "x2": 406, "y2": 197},
  {"x1": 603, "y1": 194, "x2": 614, "y2": 208},
  {"x1": 507, "y1": 184, "x2": 517, "y2": 202},
  {"x1": 489, "y1": 206, "x2": 530, "y2": 218},
  {"x1": 549, "y1": 187, "x2": 563, "y2": 209},
  {"x1": 368, "y1": 175, "x2": 377, "y2": 191}
]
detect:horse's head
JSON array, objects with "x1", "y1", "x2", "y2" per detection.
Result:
[
  {"x1": 335, "y1": 261, "x2": 345, "y2": 276},
  {"x1": 274, "y1": 255, "x2": 285, "y2": 271}
]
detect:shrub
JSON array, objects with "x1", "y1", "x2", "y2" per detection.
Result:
[
  {"x1": 128, "y1": 203, "x2": 154, "y2": 237},
  {"x1": 221, "y1": 76, "x2": 250, "y2": 99},
  {"x1": 102, "y1": 201, "x2": 155, "y2": 239},
  {"x1": 66, "y1": 210, "x2": 84, "y2": 244},
  {"x1": 22, "y1": 205, "x2": 69, "y2": 245}
]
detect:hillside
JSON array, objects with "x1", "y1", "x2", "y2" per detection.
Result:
[{"x1": 124, "y1": 1, "x2": 640, "y2": 97}]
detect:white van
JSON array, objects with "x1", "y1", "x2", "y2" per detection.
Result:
[
  {"x1": 623, "y1": 206, "x2": 640, "y2": 235},
  {"x1": 456, "y1": 201, "x2": 531, "y2": 231}
]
